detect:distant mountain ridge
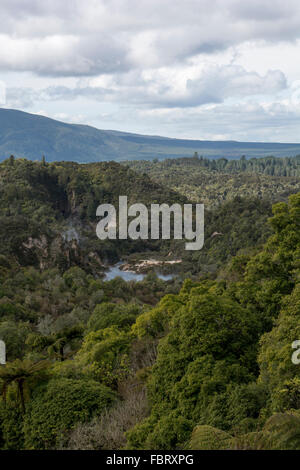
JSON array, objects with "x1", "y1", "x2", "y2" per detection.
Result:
[{"x1": 1, "y1": 108, "x2": 300, "y2": 162}]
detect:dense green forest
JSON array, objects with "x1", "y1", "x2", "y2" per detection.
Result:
[
  {"x1": 125, "y1": 155, "x2": 300, "y2": 208},
  {"x1": 0, "y1": 155, "x2": 299, "y2": 450},
  {"x1": 0, "y1": 157, "x2": 276, "y2": 276}
]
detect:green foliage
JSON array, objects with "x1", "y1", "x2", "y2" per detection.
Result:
[
  {"x1": 258, "y1": 283, "x2": 300, "y2": 413},
  {"x1": 233, "y1": 412, "x2": 300, "y2": 450},
  {"x1": 188, "y1": 425, "x2": 233, "y2": 450},
  {"x1": 257, "y1": 412, "x2": 300, "y2": 450},
  {"x1": 144, "y1": 413, "x2": 193, "y2": 450},
  {"x1": 0, "y1": 321, "x2": 31, "y2": 359},
  {"x1": 132, "y1": 293, "x2": 182, "y2": 338},
  {"x1": 0, "y1": 404, "x2": 24, "y2": 450},
  {"x1": 88, "y1": 303, "x2": 141, "y2": 332},
  {"x1": 126, "y1": 155, "x2": 300, "y2": 208},
  {"x1": 23, "y1": 378, "x2": 116, "y2": 449},
  {"x1": 127, "y1": 284, "x2": 261, "y2": 448},
  {"x1": 0, "y1": 154, "x2": 299, "y2": 450},
  {"x1": 0, "y1": 158, "x2": 187, "y2": 271},
  {"x1": 127, "y1": 193, "x2": 300, "y2": 449},
  {"x1": 0, "y1": 359, "x2": 50, "y2": 413},
  {"x1": 27, "y1": 325, "x2": 84, "y2": 362},
  {"x1": 77, "y1": 327, "x2": 133, "y2": 387}
]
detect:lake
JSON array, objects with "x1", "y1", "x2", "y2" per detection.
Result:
[{"x1": 104, "y1": 262, "x2": 174, "y2": 282}]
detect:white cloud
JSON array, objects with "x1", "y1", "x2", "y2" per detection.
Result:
[
  {"x1": 1, "y1": 0, "x2": 300, "y2": 141},
  {"x1": 1, "y1": 1, "x2": 300, "y2": 76},
  {"x1": 134, "y1": 98, "x2": 300, "y2": 142},
  {"x1": 0, "y1": 80, "x2": 6, "y2": 105},
  {"x1": 0, "y1": 33, "x2": 129, "y2": 76},
  {"x1": 5, "y1": 64, "x2": 287, "y2": 110}
]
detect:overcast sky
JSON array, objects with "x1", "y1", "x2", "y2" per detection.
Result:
[{"x1": 1, "y1": 0, "x2": 300, "y2": 141}]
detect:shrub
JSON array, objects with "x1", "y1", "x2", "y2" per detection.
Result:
[{"x1": 23, "y1": 377, "x2": 116, "y2": 449}]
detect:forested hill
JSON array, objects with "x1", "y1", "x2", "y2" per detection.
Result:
[
  {"x1": 127, "y1": 154, "x2": 300, "y2": 176},
  {"x1": 0, "y1": 157, "x2": 275, "y2": 277},
  {"x1": 2, "y1": 108, "x2": 300, "y2": 162},
  {"x1": 126, "y1": 155, "x2": 300, "y2": 208},
  {"x1": 0, "y1": 182, "x2": 299, "y2": 450},
  {"x1": 0, "y1": 153, "x2": 299, "y2": 450},
  {"x1": 0, "y1": 157, "x2": 189, "y2": 271}
]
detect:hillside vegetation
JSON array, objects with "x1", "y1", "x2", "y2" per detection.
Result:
[
  {"x1": 125, "y1": 155, "x2": 300, "y2": 208},
  {"x1": 0, "y1": 157, "x2": 275, "y2": 277},
  {"x1": 0, "y1": 154, "x2": 299, "y2": 450}
]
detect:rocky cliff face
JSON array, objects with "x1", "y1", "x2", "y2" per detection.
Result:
[{"x1": 21, "y1": 222, "x2": 105, "y2": 274}]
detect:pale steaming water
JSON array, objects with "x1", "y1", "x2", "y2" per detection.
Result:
[{"x1": 104, "y1": 262, "x2": 173, "y2": 282}]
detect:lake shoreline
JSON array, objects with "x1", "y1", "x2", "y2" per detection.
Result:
[{"x1": 104, "y1": 261, "x2": 175, "y2": 282}]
